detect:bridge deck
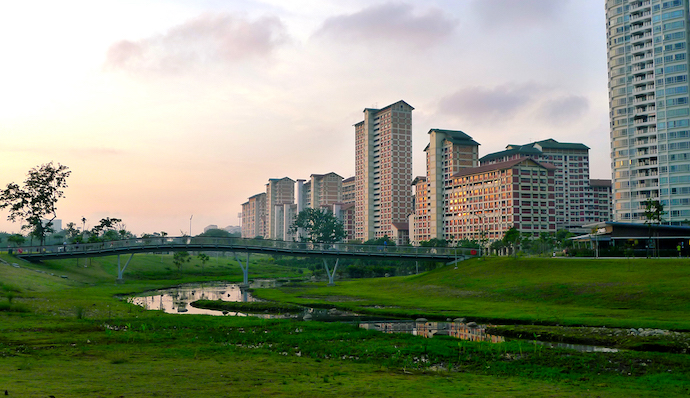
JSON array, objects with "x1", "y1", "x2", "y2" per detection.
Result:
[{"x1": 14, "y1": 237, "x2": 477, "y2": 262}]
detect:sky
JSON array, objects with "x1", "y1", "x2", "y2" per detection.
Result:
[{"x1": 0, "y1": 0, "x2": 610, "y2": 237}]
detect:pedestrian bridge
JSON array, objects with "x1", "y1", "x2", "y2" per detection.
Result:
[
  {"x1": 14, "y1": 236, "x2": 477, "y2": 262},
  {"x1": 14, "y1": 237, "x2": 478, "y2": 285}
]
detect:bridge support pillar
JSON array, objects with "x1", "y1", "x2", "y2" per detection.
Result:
[
  {"x1": 323, "y1": 258, "x2": 339, "y2": 286},
  {"x1": 234, "y1": 252, "x2": 250, "y2": 286},
  {"x1": 116, "y1": 253, "x2": 134, "y2": 282}
]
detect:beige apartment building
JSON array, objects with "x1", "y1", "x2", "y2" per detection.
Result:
[
  {"x1": 342, "y1": 176, "x2": 355, "y2": 204},
  {"x1": 266, "y1": 177, "x2": 295, "y2": 240},
  {"x1": 307, "y1": 172, "x2": 343, "y2": 208},
  {"x1": 354, "y1": 100, "x2": 413, "y2": 241},
  {"x1": 422, "y1": 129, "x2": 480, "y2": 242},
  {"x1": 446, "y1": 158, "x2": 558, "y2": 242},
  {"x1": 480, "y1": 139, "x2": 610, "y2": 234},
  {"x1": 241, "y1": 192, "x2": 266, "y2": 238}
]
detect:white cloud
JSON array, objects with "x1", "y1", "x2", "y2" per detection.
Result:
[
  {"x1": 438, "y1": 83, "x2": 545, "y2": 123},
  {"x1": 105, "y1": 12, "x2": 288, "y2": 73},
  {"x1": 538, "y1": 95, "x2": 590, "y2": 125},
  {"x1": 313, "y1": 2, "x2": 457, "y2": 48},
  {"x1": 470, "y1": 0, "x2": 569, "y2": 29}
]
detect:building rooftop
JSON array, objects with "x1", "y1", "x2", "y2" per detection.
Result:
[
  {"x1": 363, "y1": 100, "x2": 414, "y2": 113},
  {"x1": 453, "y1": 158, "x2": 556, "y2": 178},
  {"x1": 391, "y1": 222, "x2": 409, "y2": 230},
  {"x1": 481, "y1": 138, "x2": 589, "y2": 163},
  {"x1": 428, "y1": 129, "x2": 481, "y2": 147},
  {"x1": 411, "y1": 176, "x2": 427, "y2": 185}
]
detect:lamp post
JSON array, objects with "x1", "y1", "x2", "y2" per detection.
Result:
[{"x1": 189, "y1": 215, "x2": 193, "y2": 237}]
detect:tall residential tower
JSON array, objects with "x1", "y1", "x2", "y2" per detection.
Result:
[
  {"x1": 354, "y1": 100, "x2": 414, "y2": 241},
  {"x1": 606, "y1": 0, "x2": 690, "y2": 223}
]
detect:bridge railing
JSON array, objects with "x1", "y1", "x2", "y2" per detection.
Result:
[{"x1": 12, "y1": 236, "x2": 477, "y2": 259}]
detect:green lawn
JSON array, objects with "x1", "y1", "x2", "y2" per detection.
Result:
[
  {"x1": 1, "y1": 253, "x2": 690, "y2": 397},
  {"x1": 254, "y1": 257, "x2": 690, "y2": 330}
]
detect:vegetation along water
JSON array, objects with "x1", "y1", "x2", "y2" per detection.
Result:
[{"x1": 1, "y1": 251, "x2": 689, "y2": 397}]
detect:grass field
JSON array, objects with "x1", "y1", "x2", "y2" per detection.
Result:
[{"x1": 1, "y1": 253, "x2": 690, "y2": 396}]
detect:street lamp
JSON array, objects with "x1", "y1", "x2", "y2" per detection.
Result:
[{"x1": 189, "y1": 215, "x2": 193, "y2": 237}]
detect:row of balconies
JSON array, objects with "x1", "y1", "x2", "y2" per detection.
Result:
[
  {"x1": 635, "y1": 127, "x2": 656, "y2": 135},
  {"x1": 632, "y1": 75, "x2": 654, "y2": 85},
  {"x1": 630, "y1": 22, "x2": 652, "y2": 32},
  {"x1": 630, "y1": 11, "x2": 652, "y2": 22},
  {"x1": 632, "y1": 51, "x2": 653, "y2": 62},
  {"x1": 634, "y1": 106, "x2": 655, "y2": 114},
  {"x1": 633, "y1": 116, "x2": 656, "y2": 125},
  {"x1": 630, "y1": 0, "x2": 651, "y2": 11},
  {"x1": 630, "y1": 34, "x2": 653, "y2": 45},
  {"x1": 631, "y1": 42, "x2": 654, "y2": 53},
  {"x1": 632, "y1": 62, "x2": 654, "y2": 72},
  {"x1": 634, "y1": 84, "x2": 655, "y2": 93}
]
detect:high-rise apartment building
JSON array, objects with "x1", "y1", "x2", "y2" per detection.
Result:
[
  {"x1": 266, "y1": 177, "x2": 295, "y2": 239},
  {"x1": 354, "y1": 100, "x2": 413, "y2": 241},
  {"x1": 241, "y1": 192, "x2": 266, "y2": 238},
  {"x1": 425, "y1": 129, "x2": 480, "y2": 241},
  {"x1": 606, "y1": 0, "x2": 690, "y2": 224},
  {"x1": 342, "y1": 176, "x2": 355, "y2": 205},
  {"x1": 308, "y1": 173, "x2": 343, "y2": 208}
]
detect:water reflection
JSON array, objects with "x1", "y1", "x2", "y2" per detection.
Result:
[
  {"x1": 130, "y1": 282, "x2": 260, "y2": 316},
  {"x1": 359, "y1": 318, "x2": 505, "y2": 343},
  {"x1": 130, "y1": 283, "x2": 616, "y2": 353}
]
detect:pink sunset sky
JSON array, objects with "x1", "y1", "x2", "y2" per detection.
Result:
[{"x1": 0, "y1": 0, "x2": 609, "y2": 236}]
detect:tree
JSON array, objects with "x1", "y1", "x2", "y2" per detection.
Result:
[
  {"x1": 0, "y1": 162, "x2": 71, "y2": 245},
  {"x1": 503, "y1": 227, "x2": 521, "y2": 257},
  {"x1": 290, "y1": 208, "x2": 345, "y2": 243},
  {"x1": 197, "y1": 228, "x2": 231, "y2": 238},
  {"x1": 197, "y1": 253, "x2": 210, "y2": 272},
  {"x1": 419, "y1": 238, "x2": 447, "y2": 247},
  {"x1": 173, "y1": 251, "x2": 191, "y2": 274},
  {"x1": 64, "y1": 222, "x2": 79, "y2": 240},
  {"x1": 7, "y1": 234, "x2": 26, "y2": 247},
  {"x1": 643, "y1": 198, "x2": 665, "y2": 257},
  {"x1": 555, "y1": 229, "x2": 574, "y2": 249}
]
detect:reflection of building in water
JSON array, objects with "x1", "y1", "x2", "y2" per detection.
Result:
[
  {"x1": 449, "y1": 321, "x2": 505, "y2": 343},
  {"x1": 360, "y1": 321, "x2": 414, "y2": 334},
  {"x1": 360, "y1": 319, "x2": 504, "y2": 343}
]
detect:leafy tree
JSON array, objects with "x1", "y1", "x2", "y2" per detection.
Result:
[
  {"x1": 290, "y1": 208, "x2": 345, "y2": 243},
  {"x1": 537, "y1": 232, "x2": 555, "y2": 256},
  {"x1": 0, "y1": 162, "x2": 71, "y2": 245},
  {"x1": 7, "y1": 234, "x2": 25, "y2": 247},
  {"x1": 173, "y1": 251, "x2": 191, "y2": 274},
  {"x1": 643, "y1": 198, "x2": 666, "y2": 257},
  {"x1": 643, "y1": 198, "x2": 665, "y2": 225},
  {"x1": 489, "y1": 239, "x2": 506, "y2": 255},
  {"x1": 197, "y1": 253, "x2": 210, "y2": 272},
  {"x1": 502, "y1": 227, "x2": 521, "y2": 258},
  {"x1": 197, "y1": 228, "x2": 231, "y2": 238},
  {"x1": 555, "y1": 229, "x2": 574, "y2": 249},
  {"x1": 419, "y1": 238, "x2": 447, "y2": 247},
  {"x1": 64, "y1": 222, "x2": 79, "y2": 240}
]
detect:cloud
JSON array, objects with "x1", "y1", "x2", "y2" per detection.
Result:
[
  {"x1": 538, "y1": 95, "x2": 590, "y2": 125},
  {"x1": 313, "y1": 2, "x2": 457, "y2": 48},
  {"x1": 438, "y1": 83, "x2": 543, "y2": 122},
  {"x1": 470, "y1": 0, "x2": 569, "y2": 29},
  {"x1": 105, "y1": 13, "x2": 288, "y2": 73}
]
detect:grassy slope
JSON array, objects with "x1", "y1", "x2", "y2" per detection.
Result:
[
  {"x1": 254, "y1": 257, "x2": 690, "y2": 329},
  {"x1": 1, "y1": 253, "x2": 690, "y2": 397}
]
